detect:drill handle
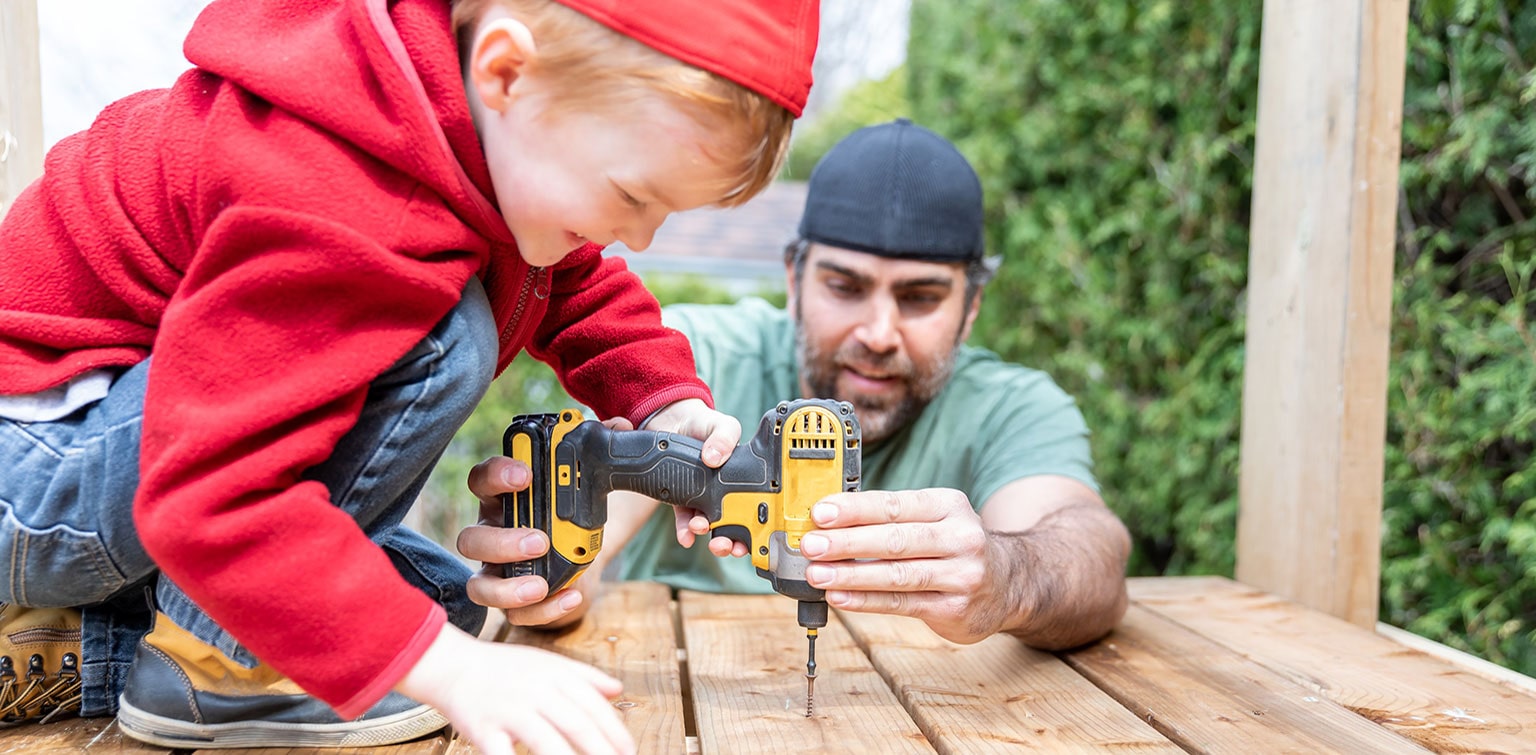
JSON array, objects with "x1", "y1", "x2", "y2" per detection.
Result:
[{"x1": 561, "y1": 421, "x2": 778, "y2": 522}]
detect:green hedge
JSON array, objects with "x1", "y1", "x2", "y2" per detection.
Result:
[{"x1": 905, "y1": 0, "x2": 1534, "y2": 674}]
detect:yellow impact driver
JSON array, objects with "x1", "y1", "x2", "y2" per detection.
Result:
[{"x1": 501, "y1": 398, "x2": 861, "y2": 715}]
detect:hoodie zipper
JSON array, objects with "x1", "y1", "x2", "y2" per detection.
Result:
[{"x1": 499, "y1": 265, "x2": 550, "y2": 349}]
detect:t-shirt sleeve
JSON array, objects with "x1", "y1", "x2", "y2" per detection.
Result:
[{"x1": 968, "y1": 369, "x2": 1098, "y2": 507}]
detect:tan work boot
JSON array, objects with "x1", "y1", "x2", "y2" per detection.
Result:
[
  {"x1": 116, "y1": 612, "x2": 446, "y2": 749},
  {"x1": 0, "y1": 603, "x2": 83, "y2": 726}
]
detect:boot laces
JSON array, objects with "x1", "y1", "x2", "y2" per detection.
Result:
[{"x1": 0, "y1": 651, "x2": 82, "y2": 724}]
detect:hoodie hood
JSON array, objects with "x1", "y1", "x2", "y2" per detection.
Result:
[{"x1": 184, "y1": 0, "x2": 510, "y2": 244}]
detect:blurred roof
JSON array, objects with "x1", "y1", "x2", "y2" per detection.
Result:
[{"x1": 609, "y1": 180, "x2": 806, "y2": 290}]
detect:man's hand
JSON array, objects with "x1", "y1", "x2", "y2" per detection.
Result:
[
  {"x1": 799, "y1": 489, "x2": 1009, "y2": 645},
  {"x1": 680, "y1": 477, "x2": 1130, "y2": 649},
  {"x1": 459, "y1": 456, "x2": 594, "y2": 629}
]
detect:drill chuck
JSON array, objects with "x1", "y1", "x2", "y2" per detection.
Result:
[{"x1": 797, "y1": 599, "x2": 828, "y2": 629}]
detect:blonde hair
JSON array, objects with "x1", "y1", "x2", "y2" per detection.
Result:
[{"x1": 452, "y1": 0, "x2": 794, "y2": 207}]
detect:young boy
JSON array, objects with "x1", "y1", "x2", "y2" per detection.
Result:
[{"x1": 0, "y1": 0, "x2": 817, "y2": 751}]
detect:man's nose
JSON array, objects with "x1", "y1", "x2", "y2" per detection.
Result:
[{"x1": 853, "y1": 296, "x2": 901, "y2": 354}]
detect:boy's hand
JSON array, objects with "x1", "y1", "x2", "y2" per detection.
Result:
[
  {"x1": 397, "y1": 623, "x2": 634, "y2": 755},
  {"x1": 639, "y1": 398, "x2": 740, "y2": 468},
  {"x1": 642, "y1": 398, "x2": 744, "y2": 548}
]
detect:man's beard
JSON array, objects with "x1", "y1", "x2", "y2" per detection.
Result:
[{"x1": 794, "y1": 321, "x2": 959, "y2": 445}]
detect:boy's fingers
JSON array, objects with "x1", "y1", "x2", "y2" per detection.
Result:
[{"x1": 547, "y1": 685, "x2": 633, "y2": 755}]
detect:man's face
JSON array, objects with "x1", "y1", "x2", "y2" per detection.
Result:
[{"x1": 791, "y1": 244, "x2": 978, "y2": 443}]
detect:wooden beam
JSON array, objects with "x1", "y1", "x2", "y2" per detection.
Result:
[
  {"x1": 1235, "y1": 0, "x2": 1410, "y2": 626},
  {"x1": 1, "y1": 0, "x2": 43, "y2": 221}
]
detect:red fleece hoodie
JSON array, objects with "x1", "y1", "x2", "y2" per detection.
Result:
[{"x1": 0, "y1": 0, "x2": 710, "y2": 717}]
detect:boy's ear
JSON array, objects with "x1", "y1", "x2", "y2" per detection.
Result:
[{"x1": 468, "y1": 16, "x2": 538, "y2": 113}]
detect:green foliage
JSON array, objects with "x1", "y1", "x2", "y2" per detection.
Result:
[
  {"x1": 1381, "y1": 0, "x2": 1536, "y2": 675},
  {"x1": 784, "y1": 66, "x2": 911, "y2": 180},
  {"x1": 908, "y1": 0, "x2": 1534, "y2": 674},
  {"x1": 908, "y1": 0, "x2": 1261, "y2": 576}
]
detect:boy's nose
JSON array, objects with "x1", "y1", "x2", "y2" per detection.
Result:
[{"x1": 616, "y1": 218, "x2": 661, "y2": 252}]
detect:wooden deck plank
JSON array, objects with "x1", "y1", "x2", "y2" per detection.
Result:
[
  {"x1": 502, "y1": 582, "x2": 686, "y2": 754},
  {"x1": 0, "y1": 716, "x2": 166, "y2": 754},
  {"x1": 1063, "y1": 603, "x2": 1430, "y2": 753},
  {"x1": 1131, "y1": 576, "x2": 1536, "y2": 752},
  {"x1": 678, "y1": 592, "x2": 934, "y2": 754},
  {"x1": 836, "y1": 610, "x2": 1182, "y2": 754}
]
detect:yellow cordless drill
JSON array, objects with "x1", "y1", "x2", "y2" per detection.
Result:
[{"x1": 501, "y1": 398, "x2": 861, "y2": 715}]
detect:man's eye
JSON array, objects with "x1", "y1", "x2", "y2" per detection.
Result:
[{"x1": 826, "y1": 279, "x2": 859, "y2": 296}]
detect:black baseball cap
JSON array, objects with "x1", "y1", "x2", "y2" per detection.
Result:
[{"x1": 798, "y1": 118, "x2": 984, "y2": 262}]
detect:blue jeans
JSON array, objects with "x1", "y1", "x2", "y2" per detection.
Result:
[{"x1": 0, "y1": 279, "x2": 494, "y2": 716}]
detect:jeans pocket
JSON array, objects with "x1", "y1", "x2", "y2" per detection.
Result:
[{"x1": 0, "y1": 506, "x2": 130, "y2": 607}]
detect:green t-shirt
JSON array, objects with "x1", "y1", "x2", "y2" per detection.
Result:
[{"x1": 615, "y1": 297, "x2": 1097, "y2": 594}]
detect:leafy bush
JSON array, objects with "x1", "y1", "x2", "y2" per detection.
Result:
[
  {"x1": 906, "y1": 0, "x2": 1535, "y2": 674},
  {"x1": 784, "y1": 66, "x2": 910, "y2": 180}
]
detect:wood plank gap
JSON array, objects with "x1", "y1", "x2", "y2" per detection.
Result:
[{"x1": 670, "y1": 587, "x2": 700, "y2": 740}]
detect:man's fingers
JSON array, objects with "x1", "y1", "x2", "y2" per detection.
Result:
[
  {"x1": 458, "y1": 524, "x2": 548, "y2": 564},
  {"x1": 467, "y1": 457, "x2": 532, "y2": 506},
  {"x1": 804, "y1": 557, "x2": 973, "y2": 593},
  {"x1": 800, "y1": 522, "x2": 955, "y2": 561},
  {"x1": 811, "y1": 489, "x2": 962, "y2": 527},
  {"x1": 466, "y1": 570, "x2": 550, "y2": 609},
  {"x1": 503, "y1": 588, "x2": 587, "y2": 628}
]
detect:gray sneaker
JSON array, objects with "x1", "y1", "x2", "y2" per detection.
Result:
[{"x1": 116, "y1": 612, "x2": 447, "y2": 749}]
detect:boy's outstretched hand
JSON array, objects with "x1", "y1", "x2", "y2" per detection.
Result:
[{"x1": 395, "y1": 622, "x2": 634, "y2": 755}]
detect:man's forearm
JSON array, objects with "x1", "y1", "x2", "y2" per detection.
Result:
[{"x1": 988, "y1": 502, "x2": 1130, "y2": 650}]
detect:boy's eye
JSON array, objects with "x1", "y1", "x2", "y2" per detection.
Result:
[{"x1": 618, "y1": 188, "x2": 644, "y2": 209}]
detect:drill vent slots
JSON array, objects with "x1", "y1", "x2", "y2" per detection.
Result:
[{"x1": 787, "y1": 410, "x2": 838, "y2": 460}]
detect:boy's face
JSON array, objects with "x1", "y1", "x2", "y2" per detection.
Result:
[{"x1": 465, "y1": 16, "x2": 737, "y2": 267}]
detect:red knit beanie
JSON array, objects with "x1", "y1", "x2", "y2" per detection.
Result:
[{"x1": 553, "y1": 0, "x2": 820, "y2": 117}]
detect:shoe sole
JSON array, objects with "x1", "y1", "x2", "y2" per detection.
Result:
[{"x1": 115, "y1": 698, "x2": 448, "y2": 749}]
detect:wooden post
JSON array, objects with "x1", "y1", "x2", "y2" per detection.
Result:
[
  {"x1": 1235, "y1": 0, "x2": 1409, "y2": 627},
  {"x1": 1, "y1": 0, "x2": 43, "y2": 221}
]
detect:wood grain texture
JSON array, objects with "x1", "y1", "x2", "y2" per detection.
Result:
[
  {"x1": 837, "y1": 610, "x2": 1181, "y2": 754},
  {"x1": 1235, "y1": 0, "x2": 1410, "y2": 626},
  {"x1": 678, "y1": 592, "x2": 934, "y2": 754},
  {"x1": 503, "y1": 582, "x2": 686, "y2": 754},
  {"x1": 1132, "y1": 576, "x2": 1536, "y2": 752},
  {"x1": 0, "y1": 716, "x2": 166, "y2": 754},
  {"x1": 1064, "y1": 603, "x2": 1429, "y2": 753},
  {"x1": 0, "y1": 0, "x2": 43, "y2": 222}
]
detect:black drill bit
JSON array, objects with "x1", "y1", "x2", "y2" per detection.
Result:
[{"x1": 804, "y1": 627, "x2": 818, "y2": 717}]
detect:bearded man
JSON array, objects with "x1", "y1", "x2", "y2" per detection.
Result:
[{"x1": 458, "y1": 119, "x2": 1131, "y2": 649}]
